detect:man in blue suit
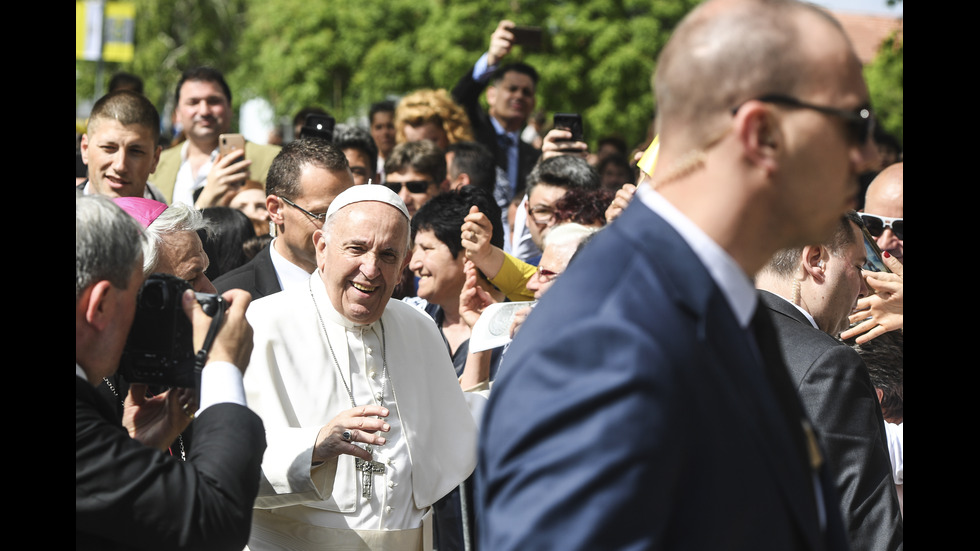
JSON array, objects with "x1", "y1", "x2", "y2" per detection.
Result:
[{"x1": 476, "y1": 1, "x2": 882, "y2": 549}]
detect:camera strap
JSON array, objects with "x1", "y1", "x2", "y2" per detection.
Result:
[{"x1": 192, "y1": 304, "x2": 226, "y2": 390}]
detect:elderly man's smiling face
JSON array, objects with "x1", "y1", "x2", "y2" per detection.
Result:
[{"x1": 315, "y1": 201, "x2": 410, "y2": 325}]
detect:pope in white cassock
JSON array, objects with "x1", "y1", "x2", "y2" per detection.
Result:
[{"x1": 243, "y1": 185, "x2": 485, "y2": 551}]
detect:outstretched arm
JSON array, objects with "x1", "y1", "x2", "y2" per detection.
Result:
[{"x1": 459, "y1": 260, "x2": 497, "y2": 390}]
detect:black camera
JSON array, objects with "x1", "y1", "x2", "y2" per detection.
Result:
[{"x1": 120, "y1": 273, "x2": 225, "y2": 388}]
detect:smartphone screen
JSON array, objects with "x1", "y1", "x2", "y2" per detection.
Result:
[{"x1": 859, "y1": 223, "x2": 891, "y2": 273}]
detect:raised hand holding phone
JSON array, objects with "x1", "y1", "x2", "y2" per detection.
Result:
[
  {"x1": 195, "y1": 134, "x2": 252, "y2": 208},
  {"x1": 219, "y1": 133, "x2": 246, "y2": 158},
  {"x1": 489, "y1": 20, "x2": 518, "y2": 65},
  {"x1": 541, "y1": 114, "x2": 588, "y2": 161}
]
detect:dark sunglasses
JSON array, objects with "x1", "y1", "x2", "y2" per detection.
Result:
[
  {"x1": 734, "y1": 94, "x2": 875, "y2": 145},
  {"x1": 385, "y1": 180, "x2": 432, "y2": 194},
  {"x1": 859, "y1": 213, "x2": 903, "y2": 240}
]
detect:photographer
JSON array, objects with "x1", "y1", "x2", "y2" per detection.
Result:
[{"x1": 76, "y1": 194, "x2": 266, "y2": 550}]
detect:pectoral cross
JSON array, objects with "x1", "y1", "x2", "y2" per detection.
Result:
[{"x1": 355, "y1": 457, "x2": 386, "y2": 499}]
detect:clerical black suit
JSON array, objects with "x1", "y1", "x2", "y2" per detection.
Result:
[
  {"x1": 452, "y1": 68, "x2": 540, "y2": 200},
  {"x1": 760, "y1": 290, "x2": 903, "y2": 550},
  {"x1": 212, "y1": 240, "x2": 281, "y2": 300},
  {"x1": 76, "y1": 375, "x2": 266, "y2": 550}
]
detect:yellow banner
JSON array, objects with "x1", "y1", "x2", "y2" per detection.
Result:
[
  {"x1": 75, "y1": 1, "x2": 135, "y2": 62},
  {"x1": 103, "y1": 2, "x2": 136, "y2": 63}
]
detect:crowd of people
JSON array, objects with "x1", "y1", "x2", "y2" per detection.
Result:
[{"x1": 76, "y1": 1, "x2": 903, "y2": 549}]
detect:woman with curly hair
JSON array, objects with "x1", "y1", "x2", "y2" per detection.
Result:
[{"x1": 395, "y1": 88, "x2": 474, "y2": 150}]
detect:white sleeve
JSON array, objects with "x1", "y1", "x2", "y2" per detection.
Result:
[
  {"x1": 197, "y1": 361, "x2": 246, "y2": 413},
  {"x1": 883, "y1": 421, "x2": 903, "y2": 484}
]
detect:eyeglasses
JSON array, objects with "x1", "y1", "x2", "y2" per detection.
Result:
[
  {"x1": 859, "y1": 213, "x2": 903, "y2": 240},
  {"x1": 734, "y1": 94, "x2": 875, "y2": 145},
  {"x1": 534, "y1": 265, "x2": 561, "y2": 281},
  {"x1": 385, "y1": 180, "x2": 432, "y2": 194},
  {"x1": 279, "y1": 196, "x2": 327, "y2": 223},
  {"x1": 528, "y1": 205, "x2": 556, "y2": 225}
]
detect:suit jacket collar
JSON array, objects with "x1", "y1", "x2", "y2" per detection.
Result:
[
  {"x1": 248, "y1": 243, "x2": 283, "y2": 297},
  {"x1": 760, "y1": 289, "x2": 817, "y2": 328}
]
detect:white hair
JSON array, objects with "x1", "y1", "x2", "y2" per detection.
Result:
[
  {"x1": 543, "y1": 222, "x2": 600, "y2": 250},
  {"x1": 141, "y1": 202, "x2": 206, "y2": 275}
]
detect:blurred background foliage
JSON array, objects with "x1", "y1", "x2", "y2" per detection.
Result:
[{"x1": 76, "y1": 0, "x2": 902, "y2": 150}]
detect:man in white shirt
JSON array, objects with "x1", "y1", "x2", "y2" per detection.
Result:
[{"x1": 244, "y1": 185, "x2": 483, "y2": 550}]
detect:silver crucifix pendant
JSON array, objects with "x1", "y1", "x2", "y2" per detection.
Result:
[{"x1": 355, "y1": 457, "x2": 386, "y2": 499}]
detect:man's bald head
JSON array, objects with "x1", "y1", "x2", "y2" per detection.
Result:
[
  {"x1": 865, "y1": 163, "x2": 903, "y2": 217},
  {"x1": 863, "y1": 162, "x2": 903, "y2": 262},
  {"x1": 652, "y1": 0, "x2": 848, "y2": 149}
]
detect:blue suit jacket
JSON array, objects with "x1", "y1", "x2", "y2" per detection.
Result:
[{"x1": 476, "y1": 199, "x2": 851, "y2": 551}]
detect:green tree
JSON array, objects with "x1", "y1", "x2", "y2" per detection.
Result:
[
  {"x1": 865, "y1": 32, "x2": 903, "y2": 147},
  {"x1": 233, "y1": 0, "x2": 698, "y2": 150},
  {"x1": 77, "y1": 0, "x2": 901, "y2": 153}
]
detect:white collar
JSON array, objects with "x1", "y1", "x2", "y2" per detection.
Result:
[
  {"x1": 269, "y1": 237, "x2": 316, "y2": 291},
  {"x1": 636, "y1": 184, "x2": 757, "y2": 328}
]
